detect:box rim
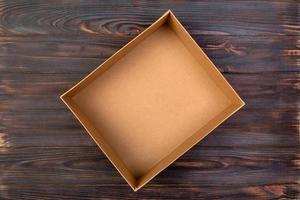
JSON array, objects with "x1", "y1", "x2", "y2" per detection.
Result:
[{"x1": 60, "y1": 10, "x2": 245, "y2": 191}]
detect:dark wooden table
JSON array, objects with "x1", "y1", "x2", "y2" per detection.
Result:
[{"x1": 0, "y1": 1, "x2": 299, "y2": 199}]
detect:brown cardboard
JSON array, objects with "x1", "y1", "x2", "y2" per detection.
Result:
[{"x1": 61, "y1": 10, "x2": 245, "y2": 191}]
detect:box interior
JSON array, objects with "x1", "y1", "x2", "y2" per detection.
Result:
[{"x1": 61, "y1": 11, "x2": 244, "y2": 191}]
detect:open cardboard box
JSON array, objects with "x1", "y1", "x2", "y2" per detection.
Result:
[{"x1": 61, "y1": 10, "x2": 244, "y2": 191}]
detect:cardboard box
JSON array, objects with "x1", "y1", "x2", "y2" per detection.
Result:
[{"x1": 61, "y1": 10, "x2": 244, "y2": 191}]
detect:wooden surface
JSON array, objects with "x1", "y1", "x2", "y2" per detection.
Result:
[{"x1": 0, "y1": 1, "x2": 299, "y2": 199}]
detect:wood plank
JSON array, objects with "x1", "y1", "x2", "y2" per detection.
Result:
[
  {"x1": 0, "y1": 184, "x2": 298, "y2": 200},
  {"x1": 0, "y1": 73, "x2": 298, "y2": 147},
  {"x1": 0, "y1": 146, "x2": 298, "y2": 186},
  {"x1": 0, "y1": 73, "x2": 298, "y2": 110},
  {"x1": 0, "y1": 35, "x2": 298, "y2": 73},
  {"x1": 0, "y1": 110, "x2": 299, "y2": 148},
  {"x1": 0, "y1": 146, "x2": 298, "y2": 199},
  {"x1": 0, "y1": 1, "x2": 298, "y2": 37},
  {"x1": 0, "y1": 109, "x2": 298, "y2": 147}
]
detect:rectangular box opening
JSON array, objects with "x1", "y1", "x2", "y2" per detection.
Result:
[{"x1": 61, "y1": 11, "x2": 244, "y2": 191}]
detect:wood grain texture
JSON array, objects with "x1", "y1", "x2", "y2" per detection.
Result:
[{"x1": 0, "y1": 0, "x2": 299, "y2": 199}]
